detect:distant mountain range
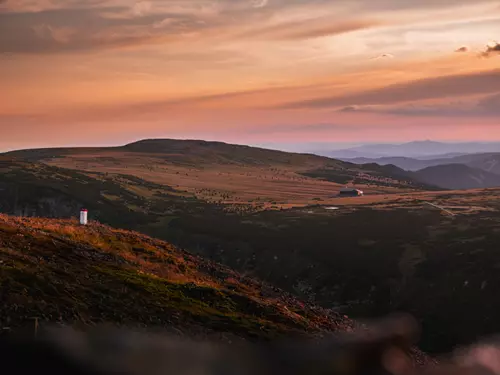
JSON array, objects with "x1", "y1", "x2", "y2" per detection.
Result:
[
  {"x1": 412, "y1": 164, "x2": 500, "y2": 190},
  {"x1": 342, "y1": 153, "x2": 500, "y2": 172},
  {"x1": 341, "y1": 152, "x2": 500, "y2": 190},
  {"x1": 302, "y1": 141, "x2": 500, "y2": 190},
  {"x1": 315, "y1": 141, "x2": 500, "y2": 159}
]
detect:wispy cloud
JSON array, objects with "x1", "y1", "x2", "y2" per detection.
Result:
[
  {"x1": 336, "y1": 91, "x2": 500, "y2": 117},
  {"x1": 0, "y1": 6, "x2": 213, "y2": 53},
  {"x1": 246, "y1": 122, "x2": 362, "y2": 135},
  {"x1": 251, "y1": 0, "x2": 268, "y2": 8},
  {"x1": 131, "y1": 1, "x2": 152, "y2": 16},
  {"x1": 339, "y1": 106, "x2": 361, "y2": 112},
  {"x1": 478, "y1": 92, "x2": 500, "y2": 113},
  {"x1": 281, "y1": 70, "x2": 500, "y2": 109},
  {"x1": 238, "y1": 18, "x2": 381, "y2": 40}
]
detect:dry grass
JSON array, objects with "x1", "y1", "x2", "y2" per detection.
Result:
[
  {"x1": 0, "y1": 214, "x2": 354, "y2": 339},
  {"x1": 42, "y1": 151, "x2": 419, "y2": 206}
]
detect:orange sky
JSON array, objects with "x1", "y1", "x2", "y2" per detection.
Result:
[{"x1": 1, "y1": 0, "x2": 500, "y2": 150}]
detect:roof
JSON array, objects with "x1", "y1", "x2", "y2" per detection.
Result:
[{"x1": 340, "y1": 188, "x2": 361, "y2": 192}]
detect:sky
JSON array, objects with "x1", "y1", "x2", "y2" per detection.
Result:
[{"x1": 1, "y1": 0, "x2": 500, "y2": 151}]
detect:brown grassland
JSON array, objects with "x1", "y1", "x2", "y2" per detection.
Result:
[{"x1": 41, "y1": 150, "x2": 420, "y2": 206}]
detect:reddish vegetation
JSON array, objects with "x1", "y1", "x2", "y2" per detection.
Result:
[
  {"x1": 0, "y1": 214, "x2": 433, "y2": 366},
  {"x1": 0, "y1": 214, "x2": 353, "y2": 338}
]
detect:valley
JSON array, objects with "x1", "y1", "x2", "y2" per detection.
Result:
[{"x1": 2, "y1": 139, "x2": 500, "y2": 356}]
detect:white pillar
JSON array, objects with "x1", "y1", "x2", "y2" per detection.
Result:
[{"x1": 80, "y1": 209, "x2": 88, "y2": 225}]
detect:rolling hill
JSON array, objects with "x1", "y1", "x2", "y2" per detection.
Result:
[
  {"x1": 452, "y1": 153, "x2": 500, "y2": 175},
  {"x1": 4, "y1": 185, "x2": 500, "y2": 357},
  {"x1": 341, "y1": 157, "x2": 443, "y2": 171},
  {"x1": 3, "y1": 139, "x2": 429, "y2": 207},
  {"x1": 0, "y1": 214, "x2": 352, "y2": 339},
  {"x1": 342, "y1": 153, "x2": 500, "y2": 190},
  {"x1": 0, "y1": 156, "x2": 207, "y2": 227},
  {"x1": 412, "y1": 164, "x2": 500, "y2": 190},
  {"x1": 0, "y1": 214, "x2": 433, "y2": 368}
]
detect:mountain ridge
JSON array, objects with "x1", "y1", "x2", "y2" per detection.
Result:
[
  {"x1": 341, "y1": 153, "x2": 500, "y2": 189},
  {"x1": 412, "y1": 164, "x2": 500, "y2": 190},
  {"x1": 319, "y1": 141, "x2": 500, "y2": 159},
  {"x1": 342, "y1": 153, "x2": 500, "y2": 172}
]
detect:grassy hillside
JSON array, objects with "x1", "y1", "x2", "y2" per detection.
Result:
[
  {"x1": 0, "y1": 214, "x2": 355, "y2": 340},
  {"x1": 139, "y1": 187, "x2": 500, "y2": 354},
  {"x1": 413, "y1": 164, "x2": 500, "y2": 190},
  {"x1": 0, "y1": 157, "x2": 209, "y2": 227},
  {"x1": 4, "y1": 139, "x2": 428, "y2": 207}
]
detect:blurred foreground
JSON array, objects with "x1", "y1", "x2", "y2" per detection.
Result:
[{"x1": 1, "y1": 315, "x2": 500, "y2": 375}]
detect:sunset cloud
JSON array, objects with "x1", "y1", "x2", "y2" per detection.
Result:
[
  {"x1": 238, "y1": 18, "x2": 381, "y2": 40},
  {"x1": 478, "y1": 92, "x2": 500, "y2": 113},
  {"x1": 334, "y1": 91, "x2": 500, "y2": 118},
  {"x1": 482, "y1": 41, "x2": 500, "y2": 57},
  {"x1": 281, "y1": 70, "x2": 500, "y2": 109},
  {"x1": 132, "y1": 1, "x2": 152, "y2": 16},
  {"x1": 251, "y1": 0, "x2": 268, "y2": 8},
  {"x1": 0, "y1": 6, "x2": 215, "y2": 53},
  {"x1": 2, "y1": 0, "x2": 500, "y2": 147},
  {"x1": 339, "y1": 106, "x2": 362, "y2": 112}
]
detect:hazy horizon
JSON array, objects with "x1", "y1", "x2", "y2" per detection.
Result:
[{"x1": 3, "y1": 137, "x2": 500, "y2": 154}]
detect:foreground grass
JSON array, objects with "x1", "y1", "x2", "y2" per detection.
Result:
[{"x1": 0, "y1": 214, "x2": 352, "y2": 340}]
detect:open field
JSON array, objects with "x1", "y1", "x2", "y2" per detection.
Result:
[
  {"x1": 5, "y1": 139, "x2": 429, "y2": 207},
  {"x1": 309, "y1": 188, "x2": 500, "y2": 213},
  {"x1": 45, "y1": 152, "x2": 419, "y2": 205}
]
